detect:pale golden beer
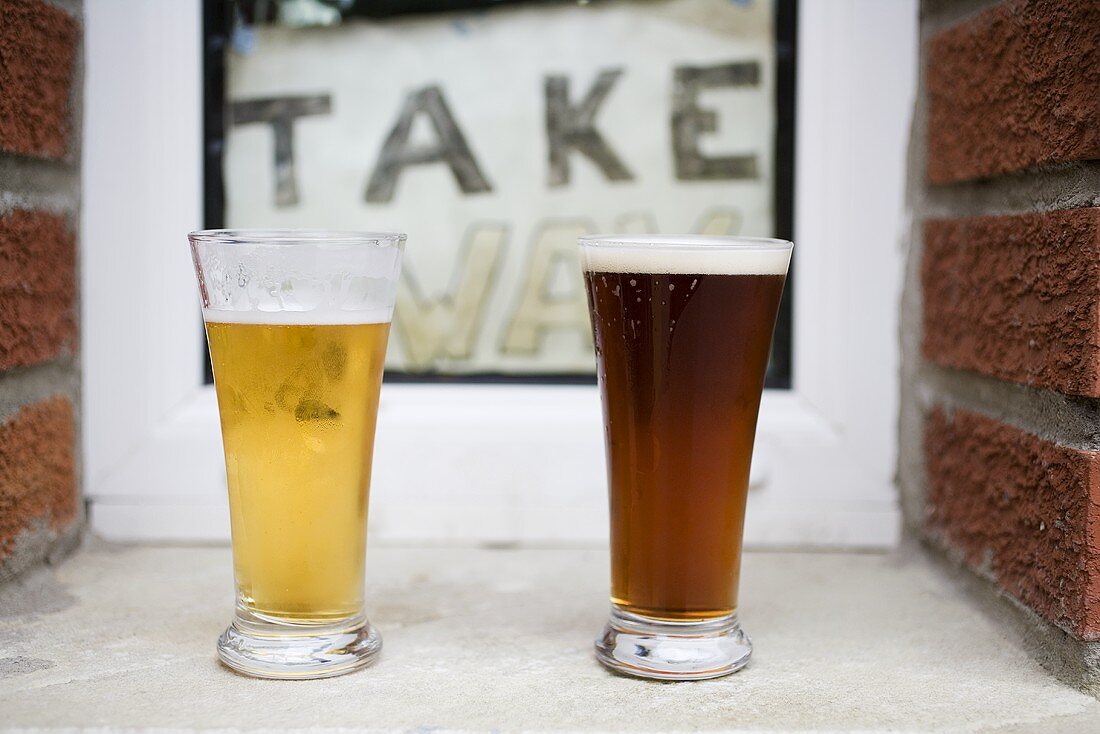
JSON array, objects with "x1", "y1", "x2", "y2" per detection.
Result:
[
  {"x1": 190, "y1": 228, "x2": 404, "y2": 679},
  {"x1": 205, "y1": 319, "x2": 389, "y2": 621}
]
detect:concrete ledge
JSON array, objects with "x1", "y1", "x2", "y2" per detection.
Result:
[
  {"x1": 916, "y1": 535, "x2": 1100, "y2": 697},
  {"x1": 2, "y1": 542, "x2": 1100, "y2": 732}
]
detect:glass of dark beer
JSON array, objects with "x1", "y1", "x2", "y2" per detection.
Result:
[{"x1": 579, "y1": 234, "x2": 791, "y2": 680}]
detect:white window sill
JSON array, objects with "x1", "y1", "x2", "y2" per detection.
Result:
[{"x1": 1, "y1": 542, "x2": 1096, "y2": 732}]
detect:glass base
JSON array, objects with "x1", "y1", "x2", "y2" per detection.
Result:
[
  {"x1": 217, "y1": 609, "x2": 381, "y2": 680},
  {"x1": 595, "y1": 606, "x2": 751, "y2": 680}
]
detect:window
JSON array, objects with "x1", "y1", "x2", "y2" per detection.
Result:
[
  {"x1": 83, "y1": 0, "x2": 916, "y2": 546},
  {"x1": 212, "y1": 0, "x2": 795, "y2": 385}
]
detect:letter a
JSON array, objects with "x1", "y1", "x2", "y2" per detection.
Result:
[
  {"x1": 501, "y1": 221, "x2": 593, "y2": 355},
  {"x1": 365, "y1": 86, "x2": 493, "y2": 203}
]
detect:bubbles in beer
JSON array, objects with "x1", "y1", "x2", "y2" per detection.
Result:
[{"x1": 322, "y1": 343, "x2": 347, "y2": 380}]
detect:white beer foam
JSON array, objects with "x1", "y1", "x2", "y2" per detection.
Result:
[
  {"x1": 202, "y1": 307, "x2": 392, "y2": 325},
  {"x1": 579, "y1": 236, "x2": 791, "y2": 275}
]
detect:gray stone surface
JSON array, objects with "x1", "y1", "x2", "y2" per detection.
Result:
[
  {"x1": 2, "y1": 542, "x2": 1100, "y2": 732},
  {"x1": 917, "y1": 537, "x2": 1100, "y2": 698}
]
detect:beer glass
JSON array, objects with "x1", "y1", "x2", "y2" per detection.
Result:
[
  {"x1": 579, "y1": 234, "x2": 791, "y2": 680},
  {"x1": 188, "y1": 229, "x2": 405, "y2": 679}
]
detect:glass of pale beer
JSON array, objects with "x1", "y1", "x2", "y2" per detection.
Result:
[
  {"x1": 579, "y1": 234, "x2": 791, "y2": 680},
  {"x1": 188, "y1": 229, "x2": 404, "y2": 679}
]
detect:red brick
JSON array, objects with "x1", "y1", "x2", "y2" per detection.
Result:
[
  {"x1": 927, "y1": 0, "x2": 1100, "y2": 184},
  {"x1": 925, "y1": 407, "x2": 1100, "y2": 639},
  {"x1": 0, "y1": 0, "x2": 78, "y2": 160},
  {"x1": 0, "y1": 209, "x2": 77, "y2": 370},
  {"x1": 0, "y1": 397, "x2": 76, "y2": 563},
  {"x1": 922, "y1": 208, "x2": 1100, "y2": 397}
]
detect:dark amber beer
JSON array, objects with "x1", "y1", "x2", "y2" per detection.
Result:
[{"x1": 580, "y1": 235, "x2": 791, "y2": 680}]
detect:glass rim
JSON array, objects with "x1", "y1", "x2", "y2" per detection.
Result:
[
  {"x1": 188, "y1": 228, "x2": 407, "y2": 247},
  {"x1": 577, "y1": 234, "x2": 792, "y2": 251}
]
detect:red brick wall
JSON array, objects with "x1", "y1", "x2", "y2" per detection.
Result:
[
  {"x1": 926, "y1": 0, "x2": 1100, "y2": 184},
  {"x1": 926, "y1": 408, "x2": 1100, "y2": 640},
  {"x1": 0, "y1": 398, "x2": 77, "y2": 561},
  {"x1": 909, "y1": 0, "x2": 1100, "y2": 670},
  {"x1": 0, "y1": 210, "x2": 78, "y2": 370},
  {"x1": 0, "y1": 0, "x2": 81, "y2": 581},
  {"x1": 922, "y1": 208, "x2": 1100, "y2": 397},
  {"x1": 0, "y1": 0, "x2": 78, "y2": 161}
]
